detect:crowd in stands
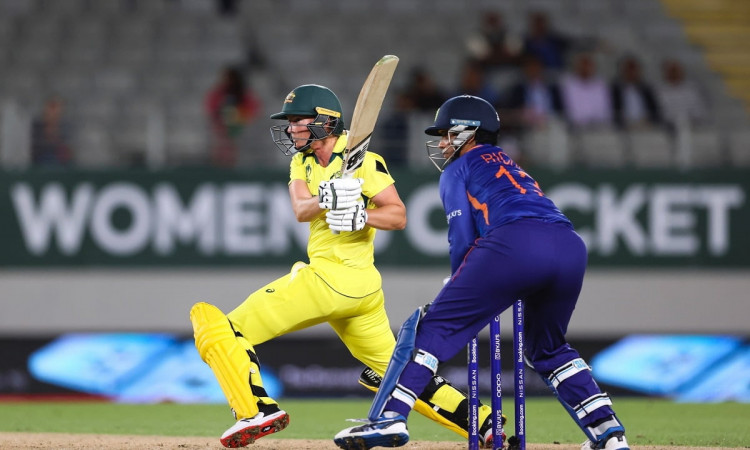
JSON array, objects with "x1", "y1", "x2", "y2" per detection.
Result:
[
  {"x1": 30, "y1": 96, "x2": 74, "y2": 166},
  {"x1": 380, "y1": 9, "x2": 711, "y2": 169},
  {"x1": 204, "y1": 65, "x2": 261, "y2": 168},
  {"x1": 13, "y1": 3, "x2": 724, "y2": 171}
]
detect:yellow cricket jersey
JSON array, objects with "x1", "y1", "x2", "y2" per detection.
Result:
[{"x1": 289, "y1": 133, "x2": 395, "y2": 297}]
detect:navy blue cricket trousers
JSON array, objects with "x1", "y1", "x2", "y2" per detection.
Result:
[
  {"x1": 419, "y1": 219, "x2": 585, "y2": 364},
  {"x1": 386, "y1": 219, "x2": 615, "y2": 426}
]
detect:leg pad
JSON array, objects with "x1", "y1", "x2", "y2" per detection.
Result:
[
  {"x1": 358, "y1": 367, "x2": 492, "y2": 439},
  {"x1": 190, "y1": 302, "x2": 259, "y2": 419}
]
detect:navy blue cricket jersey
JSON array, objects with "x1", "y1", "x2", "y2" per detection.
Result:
[
  {"x1": 440, "y1": 144, "x2": 571, "y2": 273},
  {"x1": 391, "y1": 142, "x2": 619, "y2": 435}
]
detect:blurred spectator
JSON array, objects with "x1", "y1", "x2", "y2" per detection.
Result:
[
  {"x1": 31, "y1": 96, "x2": 73, "y2": 167},
  {"x1": 610, "y1": 55, "x2": 662, "y2": 129},
  {"x1": 215, "y1": 0, "x2": 238, "y2": 16},
  {"x1": 521, "y1": 11, "x2": 571, "y2": 71},
  {"x1": 377, "y1": 91, "x2": 414, "y2": 169},
  {"x1": 501, "y1": 54, "x2": 564, "y2": 132},
  {"x1": 464, "y1": 11, "x2": 522, "y2": 72},
  {"x1": 453, "y1": 59, "x2": 501, "y2": 107},
  {"x1": 656, "y1": 59, "x2": 708, "y2": 129},
  {"x1": 205, "y1": 66, "x2": 261, "y2": 167},
  {"x1": 404, "y1": 67, "x2": 446, "y2": 113},
  {"x1": 560, "y1": 53, "x2": 612, "y2": 128}
]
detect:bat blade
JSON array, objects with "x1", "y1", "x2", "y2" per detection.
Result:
[{"x1": 340, "y1": 54, "x2": 399, "y2": 178}]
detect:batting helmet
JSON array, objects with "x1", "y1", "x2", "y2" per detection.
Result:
[
  {"x1": 270, "y1": 84, "x2": 345, "y2": 135},
  {"x1": 424, "y1": 95, "x2": 500, "y2": 136},
  {"x1": 270, "y1": 84, "x2": 345, "y2": 155}
]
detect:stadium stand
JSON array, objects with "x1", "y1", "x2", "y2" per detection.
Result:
[
  {"x1": 728, "y1": 130, "x2": 750, "y2": 167},
  {"x1": 627, "y1": 128, "x2": 674, "y2": 169},
  {"x1": 575, "y1": 127, "x2": 627, "y2": 168},
  {"x1": 0, "y1": 0, "x2": 746, "y2": 169}
]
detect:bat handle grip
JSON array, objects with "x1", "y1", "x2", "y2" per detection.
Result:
[{"x1": 331, "y1": 172, "x2": 353, "y2": 235}]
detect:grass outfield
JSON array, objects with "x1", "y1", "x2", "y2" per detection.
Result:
[{"x1": 0, "y1": 398, "x2": 747, "y2": 448}]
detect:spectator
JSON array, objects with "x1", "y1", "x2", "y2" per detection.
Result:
[
  {"x1": 522, "y1": 11, "x2": 571, "y2": 72},
  {"x1": 610, "y1": 55, "x2": 661, "y2": 129},
  {"x1": 560, "y1": 53, "x2": 613, "y2": 128},
  {"x1": 31, "y1": 96, "x2": 73, "y2": 167},
  {"x1": 453, "y1": 59, "x2": 501, "y2": 107},
  {"x1": 656, "y1": 59, "x2": 708, "y2": 129},
  {"x1": 464, "y1": 10, "x2": 522, "y2": 72},
  {"x1": 215, "y1": 0, "x2": 238, "y2": 16},
  {"x1": 404, "y1": 67, "x2": 446, "y2": 113},
  {"x1": 205, "y1": 66, "x2": 261, "y2": 167},
  {"x1": 501, "y1": 54, "x2": 565, "y2": 132}
]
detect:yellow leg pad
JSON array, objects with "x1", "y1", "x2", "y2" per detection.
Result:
[
  {"x1": 414, "y1": 398, "x2": 468, "y2": 438},
  {"x1": 235, "y1": 334, "x2": 277, "y2": 408},
  {"x1": 417, "y1": 382, "x2": 495, "y2": 439},
  {"x1": 190, "y1": 302, "x2": 259, "y2": 419}
]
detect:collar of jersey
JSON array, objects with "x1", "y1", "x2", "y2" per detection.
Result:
[
  {"x1": 463, "y1": 143, "x2": 485, "y2": 154},
  {"x1": 301, "y1": 133, "x2": 348, "y2": 165}
]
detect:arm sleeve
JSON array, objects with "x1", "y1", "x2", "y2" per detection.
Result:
[
  {"x1": 288, "y1": 153, "x2": 305, "y2": 184},
  {"x1": 358, "y1": 152, "x2": 395, "y2": 202},
  {"x1": 440, "y1": 167, "x2": 477, "y2": 274}
]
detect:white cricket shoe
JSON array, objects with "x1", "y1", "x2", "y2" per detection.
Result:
[
  {"x1": 220, "y1": 408, "x2": 289, "y2": 448},
  {"x1": 334, "y1": 414, "x2": 409, "y2": 449},
  {"x1": 581, "y1": 431, "x2": 629, "y2": 450}
]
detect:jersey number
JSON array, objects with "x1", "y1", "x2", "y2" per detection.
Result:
[{"x1": 495, "y1": 167, "x2": 543, "y2": 197}]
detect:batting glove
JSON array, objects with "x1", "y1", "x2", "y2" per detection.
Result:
[
  {"x1": 318, "y1": 178, "x2": 364, "y2": 210},
  {"x1": 326, "y1": 201, "x2": 368, "y2": 232}
]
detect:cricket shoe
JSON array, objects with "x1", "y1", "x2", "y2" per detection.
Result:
[
  {"x1": 482, "y1": 430, "x2": 507, "y2": 449},
  {"x1": 334, "y1": 414, "x2": 409, "y2": 449},
  {"x1": 581, "y1": 431, "x2": 629, "y2": 450},
  {"x1": 220, "y1": 405, "x2": 289, "y2": 448},
  {"x1": 479, "y1": 415, "x2": 506, "y2": 449}
]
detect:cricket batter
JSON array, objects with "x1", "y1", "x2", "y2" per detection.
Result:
[
  {"x1": 335, "y1": 95, "x2": 630, "y2": 450},
  {"x1": 190, "y1": 85, "x2": 499, "y2": 448}
]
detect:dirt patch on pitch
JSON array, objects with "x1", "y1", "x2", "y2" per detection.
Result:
[{"x1": 0, "y1": 433, "x2": 734, "y2": 449}]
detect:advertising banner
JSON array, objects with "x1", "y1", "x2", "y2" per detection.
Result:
[
  {"x1": 0, "y1": 334, "x2": 597, "y2": 400},
  {"x1": 1, "y1": 168, "x2": 747, "y2": 267},
  {"x1": 3, "y1": 334, "x2": 746, "y2": 402}
]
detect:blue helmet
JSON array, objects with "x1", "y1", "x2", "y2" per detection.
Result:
[
  {"x1": 424, "y1": 95, "x2": 500, "y2": 136},
  {"x1": 424, "y1": 95, "x2": 500, "y2": 172}
]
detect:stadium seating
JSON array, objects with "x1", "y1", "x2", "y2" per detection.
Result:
[
  {"x1": 520, "y1": 119, "x2": 571, "y2": 170},
  {"x1": 0, "y1": 0, "x2": 747, "y2": 169},
  {"x1": 727, "y1": 130, "x2": 750, "y2": 167},
  {"x1": 574, "y1": 127, "x2": 627, "y2": 168},
  {"x1": 685, "y1": 126, "x2": 724, "y2": 168},
  {"x1": 627, "y1": 128, "x2": 674, "y2": 168}
]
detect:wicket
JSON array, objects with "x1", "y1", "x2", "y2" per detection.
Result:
[{"x1": 468, "y1": 299, "x2": 525, "y2": 450}]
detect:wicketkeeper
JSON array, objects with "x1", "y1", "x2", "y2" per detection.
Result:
[
  {"x1": 191, "y1": 85, "x2": 499, "y2": 448},
  {"x1": 335, "y1": 95, "x2": 630, "y2": 450}
]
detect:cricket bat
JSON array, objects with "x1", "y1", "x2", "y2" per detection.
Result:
[
  {"x1": 331, "y1": 54, "x2": 398, "y2": 234},
  {"x1": 339, "y1": 54, "x2": 399, "y2": 178}
]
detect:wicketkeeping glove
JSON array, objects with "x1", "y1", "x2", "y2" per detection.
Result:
[
  {"x1": 318, "y1": 178, "x2": 364, "y2": 210},
  {"x1": 326, "y1": 201, "x2": 368, "y2": 232}
]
